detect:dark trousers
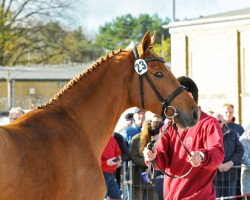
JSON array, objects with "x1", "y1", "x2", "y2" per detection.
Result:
[
  {"x1": 103, "y1": 172, "x2": 121, "y2": 199},
  {"x1": 215, "y1": 179, "x2": 237, "y2": 199},
  {"x1": 154, "y1": 176, "x2": 164, "y2": 200}
]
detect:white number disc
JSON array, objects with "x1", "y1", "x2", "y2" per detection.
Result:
[{"x1": 134, "y1": 59, "x2": 148, "y2": 75}]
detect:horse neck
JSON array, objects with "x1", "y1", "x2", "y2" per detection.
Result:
[{"x1": 48, "y1": 51, "x2": 133, "y2": 156}]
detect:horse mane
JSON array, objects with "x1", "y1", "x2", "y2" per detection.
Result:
[{"x1": 38, "y1": 49, "x2": 126, "y2": 109}]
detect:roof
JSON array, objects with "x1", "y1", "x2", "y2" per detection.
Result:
[
  {"x1": 0, "y1": 64, "x2": 91, "y2": 81},
  {"x1": 163, "y1": 7, "x2": 250, "y2": 29},
  {"x1": 202, "y1": 7, "x2": 250, "y2": 19}
]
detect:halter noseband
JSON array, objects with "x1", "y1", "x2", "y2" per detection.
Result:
[{"x1": 133, "y1": 45, "x2": 185, "y2": 118}]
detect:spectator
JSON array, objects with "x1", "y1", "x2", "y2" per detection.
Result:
[
  {"x1": 117, "y1": 113, "x2": 134, "y2": 133},
  {"x1": 222, "y1": 103, "x2": 245, "y2": 197},
  {"x1": 121, "y1": 108, "x2": 146, "y2": 149},
  {"x1": 9, "y1": 107, "x2": 25, "y2": 122},
  {"x1": 124, "y1": 113, "x2": 134, "y2": 127},
  {"x1": 222, "y1": 103, "x2": 244, "y2": 137},
  {"x1": 239, "y1": 126, "x2": 250, "y2": 200},
  {"x1": 143, "y1": 76, "x2": 225, "y2": 199},
  {"x1": 130, "y1": 119, "x2": 163, "y2": 200},
  {"x1": 101, "y1": 135, "x2": 122, "y2": 200},
  {"x1": 148, "y1": 115, "x2": 164, "y2": 200},
  {"x1": 114, "y1": 132, "x2": 129, "y2": 189},
  {"x1": 151, "y1": 114, "x2": 163, "y2": 124},
  {"x1": 212, "y1": 113, "x2": 244, "y2": 199},
  {"x1": 116, "y1": 112, "x2": 136, "y2": 198}
]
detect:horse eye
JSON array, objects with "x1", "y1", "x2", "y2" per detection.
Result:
[{"x1": 154, "y1": 71, "x2": 163, "y2": 78}]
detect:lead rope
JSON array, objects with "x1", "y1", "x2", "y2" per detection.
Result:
[{"x1": 147, "y1": 121, "x2": 194, "y2": 183}]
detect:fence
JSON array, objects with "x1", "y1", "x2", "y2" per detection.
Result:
[
  {"x1": 118, "y1": 163, "x2": 250, "y2": 200},
  {"x1": 120, "y1": 161, "x2": 158, "y2": 200}
]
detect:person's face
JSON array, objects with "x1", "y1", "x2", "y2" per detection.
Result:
[
  {"x1": 134, "y1": 110, "x2": 146, "y2": 126},
  {"x1": 223, "y1": 106, "x2": 234, "y2": 122},
  {"x1": 10, "y1": 113, "x2": 23, "y2": 122},
  {"x1": 152, "y1": 116, "x2": 162, "y2": 123}
]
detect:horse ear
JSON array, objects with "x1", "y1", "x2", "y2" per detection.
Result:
[
  {"x1": 151, "y1": 31, "x2": 157, "y2": 45},
  {"x1": 141, "y1": 31, "x2": 152, "y2": 53}
]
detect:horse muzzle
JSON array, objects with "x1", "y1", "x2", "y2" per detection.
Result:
[{"x1": 175, "y1": 106, "x2": 200, "y2": 128}]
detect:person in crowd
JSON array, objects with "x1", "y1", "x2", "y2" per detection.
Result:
[
  {"x1": 239, "y1": 125, "x2": 250, "y2": 200},
  {"x1": 118, "y1": 113, "x2": 134, "y2": 133},
  {"x1": 130, "y1": 118, "x2": 164, "y2": 200},
  {"x1": 222, "y1": 103, "x2": 244, "y2": 137},
  {"x1": 124, "y1": 112, "x2": 134, "y2": 127},
  {"x1": 116, "y1": 112, "x2": 137, "y2": 198},
  {"x1": 9, "y1": 107, "x2": 25, "y2": 122},
  {"x1": 143, "y1": 76, "x2": 225, "y2": 200},
  {"x1": 147, "y1": 115, "x2": 164, "y2": 200},
  {"x1": 114, "y1": 132, "x2": 129, "y2": 189},
  {"x1": 101, "y1": 135, "x2": 122, "y2": 200},
  {"x1": 212, "y1": 113, "x2": 244, "y2": 199},
  {"x1": 222, "y1": 103, "x2": 245, "y2": 197},
  {"x1": 151, "y1": 114, "x2": 163, "y2": 125},
  {"x1": 121, "y1": 108, "x2": 146, "y2": 148}
]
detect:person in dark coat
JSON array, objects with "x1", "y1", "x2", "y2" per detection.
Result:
[
  {"x1": 213, "y1": 113, "x2": 244, "y2": 199},
  {"x1": 114, "y1": 132, "x2": 129, "y2": 189}
]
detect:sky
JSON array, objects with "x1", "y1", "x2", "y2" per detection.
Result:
[{"x1": 71, "y1": 0, "x2": 250, "y2": 33}]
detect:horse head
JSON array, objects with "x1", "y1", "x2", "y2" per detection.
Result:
[{"x1": 129, "y1": 31, "x2": 199, "y2": 128}]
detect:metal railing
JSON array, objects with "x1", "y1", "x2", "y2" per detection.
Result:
[
  {"x1": 118, "y1": 163, "x2": 250, "y2": 200},
  {"x1": 120, "y1": 161, "x2": 158, "y2": 200}
]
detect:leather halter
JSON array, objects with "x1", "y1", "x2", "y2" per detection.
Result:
[
  {"x1": 133, "y1": 45, "x2": 194, "y2": 180},
  {"x1": 133, "y1": 45, "x2": 186, "y2": 117}
]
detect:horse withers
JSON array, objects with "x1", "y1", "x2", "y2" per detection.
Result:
[{"x1": 0, "y1": 31, "x2": 198, "y2": 200}]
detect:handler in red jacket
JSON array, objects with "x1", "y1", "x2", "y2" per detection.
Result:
[{"x1": 144, "y1": 76, "x2": 224, "y2": 200}]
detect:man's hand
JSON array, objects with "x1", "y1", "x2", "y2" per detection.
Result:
[
  {"x1": 218, "y1": 161, "x2": 234, "y2": 172},
  {"x1": 107, "y1": 157, "x2": 120, "y2": 166},
  {"x1": 143, "y1": 147, "x2": 157, "y2": 162},
  {"x1": 188, "y1": 151, "x2": 203, "y2": 167}
]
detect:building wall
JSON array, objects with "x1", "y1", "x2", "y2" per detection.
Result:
[
  {"x1": 239, "y1": 27, "x2": 250, "y2": 127},
  {"x1": 169, "y1": 19, "x2": 250, "y2": 127},
  {"x1": 0, "y1": 81, "x2": 8, "y2": 112},
  {"x1": 0, "y1": 80, "x2": 68, "y2": 112}
]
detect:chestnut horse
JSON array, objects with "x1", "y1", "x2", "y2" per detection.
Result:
[{"x1": 0, "y1": 31, "x2": 198, "y2": 200}]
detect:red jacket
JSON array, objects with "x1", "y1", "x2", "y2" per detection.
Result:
[
  {"x1": 156, "y1": 111, "x2": 224, "y2": 200},
  {"x1": 101, "y1": 136, "x2": 121, "y2": 173}
]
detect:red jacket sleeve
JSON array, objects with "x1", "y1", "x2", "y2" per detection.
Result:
[
  {"x1": 101, "y1": 136, "x2": 121, "y2": 173},
  {"x1": 198, "y1": 118, "x2": 224, "y2": 170}
]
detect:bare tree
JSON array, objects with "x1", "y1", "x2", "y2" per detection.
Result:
[{"x1": 0, "y1": 0, "x2": 84, "y2": 66}]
